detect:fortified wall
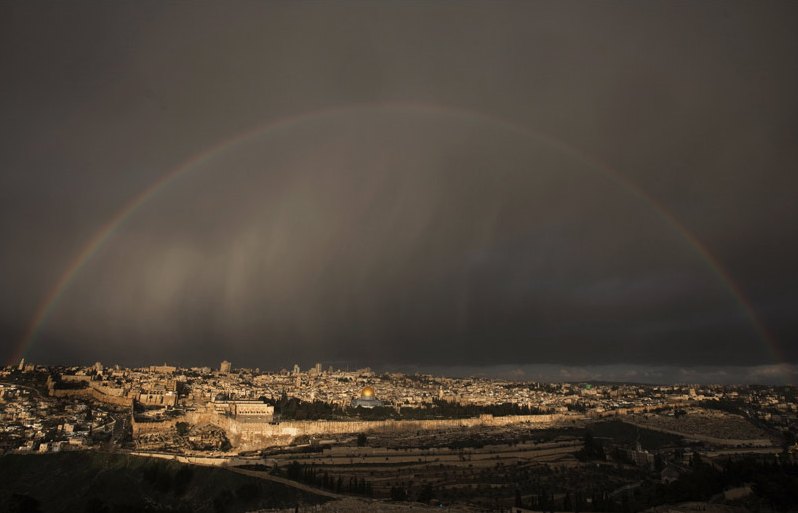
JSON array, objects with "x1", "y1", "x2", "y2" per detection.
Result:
[
  {"x1": 149, "y1": 411, "x2": 576, "y2": 450},
  {"x1": 276, "y1": 413, "x2": 567, "y2": 436},
  {"x1": 48, "y1": 379, "x2": 134, "y2": 408}
]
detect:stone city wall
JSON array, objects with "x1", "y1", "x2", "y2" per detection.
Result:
[
  {"x1": 132, "y1": 410, "x2": 577, "y2": 450},
  {"x1": 182, "y1": 412, "x2": 572, "y2": 450},
  {"x1": 275, "y1": 413, "x2": 568, "y2": 436},
  {"x1": 49, "y1": 384, "x2": 134, "y2": 408}
]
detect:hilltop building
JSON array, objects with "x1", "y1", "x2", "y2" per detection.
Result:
[
  {"x1": 149, "y1": 364, "x2": 176, "y2": 374},
  {"x1": 212, "y1": 399, "x2": 274, "y2": 420},
  {"x1": 351, "y1": 386, "x2": 384, "y2": 409}
]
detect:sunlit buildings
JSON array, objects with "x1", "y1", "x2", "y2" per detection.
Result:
[{"x1": 351, "y1": 386, "x2": 384, "y2": 409}]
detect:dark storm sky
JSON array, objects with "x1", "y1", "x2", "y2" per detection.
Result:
[{"x1": 1, "y1": 2, "x2": 797, "y2": 381}]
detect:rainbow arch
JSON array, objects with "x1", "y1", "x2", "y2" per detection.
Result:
[{"x1": 10, "y1": 101, "x2": 785, "y2": 372}]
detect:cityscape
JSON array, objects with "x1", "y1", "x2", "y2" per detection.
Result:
[{"x1": 1, "y1": 360, "x2": 796, "y2": 512}]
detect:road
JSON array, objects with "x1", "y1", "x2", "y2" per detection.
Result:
[{"x1": 226, "y1": 467, "x2": 348, "y2": 499}]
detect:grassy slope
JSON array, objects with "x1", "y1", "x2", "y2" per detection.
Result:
[{"x1": 0, "y1": 452, "x2": 329, "y2": 513}]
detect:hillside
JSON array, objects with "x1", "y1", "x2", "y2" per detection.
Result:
[{"x1": 0, "y1": 452, "x2": 329, "y2": 513}]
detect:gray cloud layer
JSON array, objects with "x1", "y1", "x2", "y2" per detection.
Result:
[{"x1": 1, "y1": 2, "x2": 796, "y2": 378}]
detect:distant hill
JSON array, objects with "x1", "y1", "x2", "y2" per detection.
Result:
[{"x1": 0, "y1": 452, "x2": 329, "y2": 513}]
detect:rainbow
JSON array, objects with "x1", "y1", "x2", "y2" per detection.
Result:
[{"x1": 10, "y1": 101, "x2": 785, "y2": 376}]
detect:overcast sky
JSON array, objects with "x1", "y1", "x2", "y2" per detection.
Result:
[{"x1": 1, "y1": 2, "x2": 796, "y2": 382}]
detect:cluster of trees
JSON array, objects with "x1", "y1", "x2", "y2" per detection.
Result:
[
  {"x1": 575, "y1": 431, "x2": 606, "y2": 461},
  {"x1": 350, "y1": 399, "x2": 552, "y2": 420},
  {"x1": 211, "y1": 483, "x2": 262, "y2": 513},
  {"x1": 651, "y1": 456, "x2": 798, "y2": 512},
  {"x1": 525, "y1": 456, "x2": 798, "y2": 513},
  {"x1": 7, "y1": 494, "x2": 41, "y2": 513},
  {"x1": 142, "y1": 463, "x2": 194, "y2": 496},
  {"x1": 412, "y1": 399, "x2": 552, "y2": 418},
  {"x1": 270, "y1": 394, "x2": 553, "y2": 421},
  {"x1": 269, "y1": 395, "x2": 344, "y2": 420},
  {"x1": 512, "y1": 445, "x2": 798, "y2": 513},
  {"x1": 697, "y1": 399, "x2": 748, "y2": 415},
  {"x1": 49, "y1": 463, "x2": 198, "y2": 513},
  {"x1": 516, "y1": 488, "x2": 608, "y2": 512},
  {"x1": 283, "y1": 461, "x2": 373, "y2": 496},
  {"x1": 389, "y1": 483, "x2": 435, "y2": 502},
  {"x1": 566, "y1": 403, "x2": 589, "y2": 413}
]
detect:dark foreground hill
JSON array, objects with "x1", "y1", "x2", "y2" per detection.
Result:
[{"x1": 0, "y1": 452, "x2": 329, "y2": 513}]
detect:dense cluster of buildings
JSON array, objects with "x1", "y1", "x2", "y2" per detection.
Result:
[
  {"x1": 1, "y1": 360, "x2": 796, "y2": 456},
  {"x1": 0, "y1": 380, "x2": 123, "y2": 454}
]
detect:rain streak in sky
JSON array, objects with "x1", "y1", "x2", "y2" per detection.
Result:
[{"x1": 1, "y1": 2, "x2": 797, "y2": 382}]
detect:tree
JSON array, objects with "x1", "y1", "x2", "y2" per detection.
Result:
[
  {"x1": 174, "y1": 466, "x2": 194, "y2": 496},
  {"x1": 654, "y1": 454, "x2": 665, "y2": 472},
  {"x1": 417, "y1": 483, "x2": 434, "y2": 502},
  {"x1": 578, "y1": 430, "x2": 605, "y2": 461},
  {"x1": 8, "y1": 494, "x2": 41, "y2": 513},
  {"x1": 175, "y1": 422, "x2": 190, "y2": 437},
  {"x1": 83, "y1": 498, "x2": 109, "y2": 513},
  {"x1": 236, "y1": 482, "x2": 260, "y2": 502},
  {"x1": 213, "y1": 490, "x2": 233, "y2": 513},
  {"x1": 390, "y1": 486, "x2": 408, "y2": 501},
  {"x1": 690, "y1": 451, "x2": 702, "y2": 468}
]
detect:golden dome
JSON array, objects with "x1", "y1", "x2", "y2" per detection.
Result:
[{"x1": 360, "y1": 386, "x2": 375, "y2": 398}]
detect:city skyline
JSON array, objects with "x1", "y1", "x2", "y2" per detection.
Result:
[{"x1": 10, "y1": 358, "x2": 798, "y2": 386}]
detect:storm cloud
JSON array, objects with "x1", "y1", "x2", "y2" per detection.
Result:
[{"x1": 1, "y1": 2, "x2": 796, "y2": 379}]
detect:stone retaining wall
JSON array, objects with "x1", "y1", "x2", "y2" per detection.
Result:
[
  {"x1": 49, "y1": 385, "x2": 134, "y2": 408},
  {"x1": 132, "y1": 408, "x2": 579, "y2": 451}
]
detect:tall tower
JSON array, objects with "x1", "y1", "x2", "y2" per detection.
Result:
[
  {"x1": 17, "y1": 358, "x2": 25, "y2": 371},
  {"x1": 220, "y1": 360, "x2": 232, "y2": 373}
]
